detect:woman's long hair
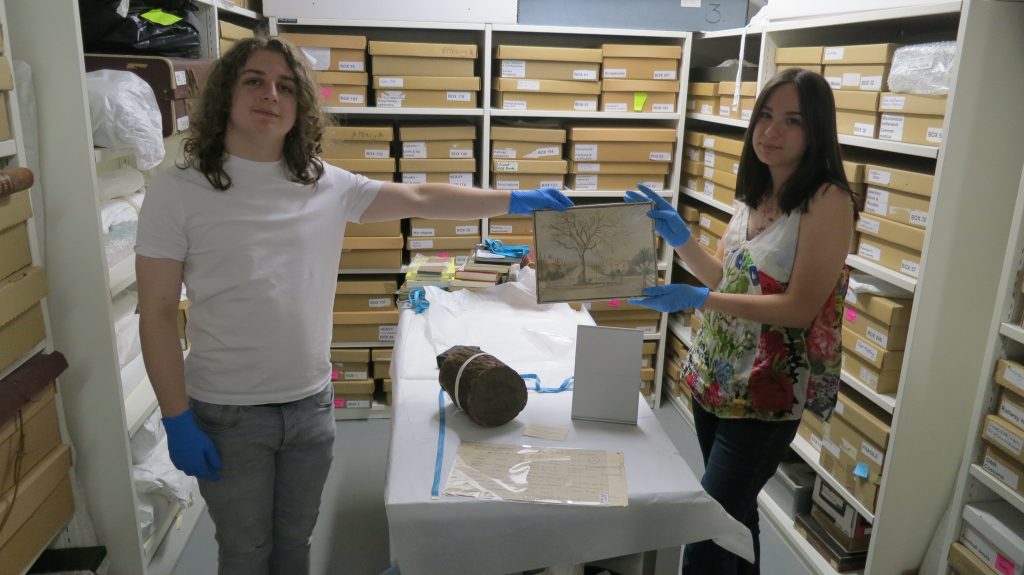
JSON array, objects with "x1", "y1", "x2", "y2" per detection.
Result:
[{"x1": 180, "y1": 36, "x2": 326, "y2": 190}]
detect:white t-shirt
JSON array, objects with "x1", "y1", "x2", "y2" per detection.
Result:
[{"x1": 135, "y1": 156, "x2": 381, "y2": 405}]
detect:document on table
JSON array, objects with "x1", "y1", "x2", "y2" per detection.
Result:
[{"x1": 444, "y1": 442, "x2": 628, "y2": 507}]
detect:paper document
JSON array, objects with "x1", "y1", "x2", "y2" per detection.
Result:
[{"x1": 444, "y1": 442, "x2": 628, "y2": 507}]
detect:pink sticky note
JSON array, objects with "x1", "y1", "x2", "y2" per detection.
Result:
[
  {"x1": 333, "y1": 399, "x2": 345, "y2": 408},
  {"x1": 331, "y1": 368, "x2": 341, "y2": 380},
  {"x1": 437, "y1": 252, "x2": 449, "y2": 257},
  {"x1": 844, "y1": 309, "x2": 857, "y2": 322},
  {"x1": 608, "y1": 299, "x2": 621, "y2": 307},
  {"x1": 994, "y1": 554, "x2": 1015, "y2": 575},
  {"x1": 320, "y1": 87, "x2": 330, "y2": 99}
]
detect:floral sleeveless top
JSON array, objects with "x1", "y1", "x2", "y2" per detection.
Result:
[{"x1": 681, "y1": 203, "x2": 847, "y2": 421}]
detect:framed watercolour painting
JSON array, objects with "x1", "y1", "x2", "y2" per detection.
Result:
[{"x1": 533, "y1": 202, "x2": 658, "y2": 304}]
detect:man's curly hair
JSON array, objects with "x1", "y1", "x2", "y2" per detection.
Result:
[{"x1": 181, "y1": 36, "x2": 325, "y2": 191}]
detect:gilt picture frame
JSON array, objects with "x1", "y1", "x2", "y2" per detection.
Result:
[{"x1": 533, "y1": 202, "x2": 658, "y2": 304}]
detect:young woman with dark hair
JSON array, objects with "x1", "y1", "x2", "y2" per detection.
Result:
[{"x1": 627, "y1": 68, "x2": 861, "y2": 573}]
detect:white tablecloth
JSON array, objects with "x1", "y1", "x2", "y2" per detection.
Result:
[{"x1": 384, "y1": 278, "x2": 753, "y2": 575}]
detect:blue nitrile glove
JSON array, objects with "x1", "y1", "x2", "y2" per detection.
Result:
[
  {"x1": 163, "y1": 409, "x2": 222, "y2": 481},
  {"x1": 629, "y1": 284, "x2": 710, "y2": 313},
  {"x1": 509, "y1": 187, "x2": 574, "y2": 215},
  {"x1": 624, "y1": 184, "x2": 691, "y2": 247}
]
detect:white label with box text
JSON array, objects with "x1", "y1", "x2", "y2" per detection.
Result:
[
  {"x1": 574, "y1": 144, "x2": 598, "y2": 161},
  {"x1": 501, "y1": 60, "x2": 526, "y2": 78},
  {"x1": 867, "y1": 169, "x2": 892, "y2": 185},
  {"x1": 855, "y1": 339, "x2": 879, "y2": 362},
  {"x1": 573, "y1": 69, "x2": 598, "y2": 81},
  {"x1": 983, "y1": 454, "x2": 1020, "y2": 490},
  {"x1": 858, "y1": 243, "x2": 881, "y2": 262},
  {"x1": 986, "y1": 421, "x2": 1024, "y2": 455},
  {"x1": 368, "y1": 297, "x2": 391, "y2": 308},
  {"x1": 455, "y1": 225, "x2": 478, "y2": 235}
]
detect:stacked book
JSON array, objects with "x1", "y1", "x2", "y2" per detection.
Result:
[{"x1": 399, "y1": 254, "x2": 457, "y2": 297}]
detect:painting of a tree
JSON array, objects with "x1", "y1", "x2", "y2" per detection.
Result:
[{"x1": 533, "y1": 203, "x2": 658, "y2": 303}]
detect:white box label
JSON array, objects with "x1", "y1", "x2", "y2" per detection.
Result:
[
  {"x1": 605, "y1": 102, "x2": 628, "y2": 113},
  {"x1": 719, "y1": 105, "x2": 731, "y2": 116},
  {"x1": 983, "y1": 453, "x2": 1021, "y2": 490},
  {"x1": 450, "y1": 173, "x2": 473, "y2": 187},
  {"x1": 841, "y1": 72, "x2": 861, "y2": 88},
  {"x1": 685, "y1": 147, "x2": 700, "y2": 161},
  {"x1": 495, "y1": 161, "x2": 519, "y2": 173},
  {"x1": 823, "y1": 47, "x2": 845, "y2": 61},
  {"x1": 379, "y1": 325, "x2": 397, "y2": 342},
  {"x1": 962, "y1": 526, "x2": 999, "y2": 569},
  {"x1": 855, "y1": 339, "x2": 879, "y2": 362},
  {"x1": 741, "y1": 109, "x2": 752, "y2": 121},
  {"x1": 574, "y1": 175, "x2": 598, "y2": 190},
  {"x1": 410, "y1": 228, "x2": 435, "y2": 237},
  {"x1": 859, "y1": 367, "x2": 878, "y2": 387},
  {"x1": 574, "y1": 144, "x2": 598, "y2": 161},
  {"x1": 861, "y1": 442, "x2": 884, "y2": 466},
  {"x1": 175, "y1": 70, "x2": 187, "y2": 86},
  {"x1": 653, "y1": 70, "x2": 677, "y2": 80},
  {"x1": 810, "y1": 433, "x2": 823, "y2": 452},
  {"x1": 822, "y1": 438, "x2": 841, "y2": 459},
  {"x1": 517, "y1": 79, "x2": 541, "y2": 91},
  {"x1": 702, "y1": 181, "x2": 715, "y2": 198},
  {"x1": 1000, "y1": 399, "x2": 1024, "y2": 429},
  {"x1": 339, "y1": 61, "x2": 364, "y2": 72},
  {"x1": 364, "y1": 148, "x2": 387, "y2": 159},
  {"x1": 409, "y1": 239, "x2": 434, "y2": 249},
  {"x1": 857, "y1": 218, "x2": 880, "y2": 234},
  {"x1": 858, "y1": 243, "x2": 881, "y2": 262},
  {"x1": 340, "y1": 93, "x2": 365, "y2": 104},
  {"x1": 492, "y1": 148, "x2": 516, "y2": 159},
  {"x1": 1005, "y1": 364, "x2": 1024, "y2": 389},
  {"x1": 503, "y1": 100, "x2": 527, "y2": 110},
  {"x1": 447, "y1": 91, "x2": 471, "y2": 102},
  {"x1": 574, "y1": 100, "x2": 598, "y2": 111},
  {"x1": 650, "y1": 152, "x2": 672, "y2": 162},
  {"x1": 604, "y1": 68, "x2": 627, "y2": 78},
  {"x1": 455, "y1": 225, "x2": 478, "y2": 235},
  {"x1": 704, "y1": 149, "x2": 716, "y2": 167},
  {"x1": 853, "y1": 122, "x2": 875, "y2": 138},
  {"x1": 177, "y1": 115, "x2": 189, "y2": 132},
  {"x1": 377, "y1": 97, "x2": 404, "y2": 108},
  {"x1": 501, "y1": 60, "x2": 526, "y2": 78},
  {"x1": 910, "y1": 210, "x2": 929, "y2": 227},
  {"x1": 880, "y1": 95, "x2": 906, "y2": 110},
  {"x1": 845, "y1": 290, "x2": 858, "y2": 305},
  {"x1": 987, "y1": 421, "x2": 1024, "y2": 454},
  {"x1": 879, "y1": 114, "x2": 905, "y2": 141},
  {"x1": 578, "y1": 163, "x2": 601, "y2": 173},
  {"x1": 867, "y1": 169, "x2": 892, "y2": 185},
  {"x1": 699, "y1": 216, "x2": 711, "y2": 229},
  {"x1": 403, "y1": 142, "x2": 426, "y2": 158},
  {"x1": 541, "y1": 179, "x2": 563, "y2": 188},
  {"x1": 368, "y1": 297, "x2": 391, "y2": 308},
  {"x1": 344, "y1": 371, "x2": 369, "y2": 380},
  {"x1": 573, "y1": 69, "x2": 598, "y2": 81},
  {"x1": 926, "y1": 126, "x2": 943, "y2": 143},
  {"x1": 826, "y1": 76, "x2": 842, "y2": 90},
  {"x1": 450, "y1": 149, "x2": 472, "y2": 159},
  {"x1": 860, "y1": 75, "x2": 883, "y2": 91},
  {"x1": 700, "y1": 103, "x2": 714, "y2": 114},
  {"x1": 699, "y1": 234, "x2": 710, "y2": 247},
  {"x1": 900, "y1": 260, "x2": 919, "y2": 277},
  {"x1": 525, "y1": 146, "x2": 560, "y2": 159},
  {"x1": 402, "y1": 173, "x2": 427, "y2": 184},
  {"x1": 865, "y1": 187, "x2": 889, "y2": 216},
  {"x1": 338, "y1": 399, "x2": 371, "y2": 409},
  {"x1": 866, "y1": 326, "x2": 889, "y2": 348},
  {"x1": 640, "y1": 181, "x2": 663, "y2": 190},
  {"x1": 490, "y1": 224, "x2": 513, "y2": 233},
  {"x1": 703, "y1": 137, "x2": 715, "y2": 148},
  {"x1": 495, "y1": 180, "x2": 518, "y2": 190},
  {"x1": 455, "y1": 255, "x2": 469, "y2": 266},
  {"x1": 379, "y1": 77, "x2": 404, "y2": 88},
  {"x1": 654, "y1": 103, "x2": 675, "y2": 113}
]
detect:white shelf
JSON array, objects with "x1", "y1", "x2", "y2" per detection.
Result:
[
  {"x1": 274, "y1": 17, "x2": 486, "y2": 30},
  {"x1": 330, "y1": 342, "x2": 394, "y2": 349},
  {"x1": 758, "y1": 490, "x2": 854, "y2": 575},
  {"x1": 840, "y1": 370, "x2": 896, "y2": 414},
  {"x1": 108, "y1": 256, "x2": 136, "y2": 298},
  {"x1": 665, "y1": 392, "x2": 694, "y2": 430},
  {"x1": 837, "y1": 134, "x2": 939, "y2": 159},
  {"x1": 146, "y1": 494, "x2": 206, "y2": 575},
  {"x1": 685, "y1": 112, "x2": 750, "y2": 129},
  {"x1": 0, "y1": 139, "x2": 16, "y2": 158},
  {"x1": 334, "y1": 401, "x2": 392, "y2": 421},
  {"x1": 844, "y1": 254, "x2": 917, "y2": 293},
  {"x1": 1000, "y1": 322, "x2": 1024, "y2": 346},
  {"x1": 216, "y1": 0, "x2": 260, "y2": 20},
  {"x1": 680, "y1": 187, "x2": 736, "y2": 214},
  {"x1": 643, "y1": 331, "x2": 663, "y2": 341},
  {"x1": 763, "y1": 2, "x2": 961, "y2": 33},
  {"x1": 668, "y1": 317, "x2": 693, "y2": 347},
  {"x1": 790, "y1": 433, "x2": 875, "y2": 522},
  {"x1": 323, "y1": 107, "x2": 484, "y2": 116},
  {"x1": 564, "y1": 189, "x2": 670, "y2": 199},
  {"x1": 699, "y1": 27, "x2": 763, "y2": 40},
  {"x1": 492, "y1": 23, "x2": 687, "y2": 38},
  {"x1": 491, "y1": 109, "x2": 680, "y2": 120},
  {"x1": 969, "y1": 464, "x2": 1024, "y2": 516}
]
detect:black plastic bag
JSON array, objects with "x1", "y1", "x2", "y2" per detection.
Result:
[{"x1": 80, "y1": 0, "x2": 202, "y2": 58}]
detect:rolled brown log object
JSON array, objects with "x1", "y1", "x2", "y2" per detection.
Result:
[
  {"x1": 436, "y1": 345, "x2": 527, "y2": 427},
  {"x1": 0, "y1": 167, "x2": 34, "y2": 199}
]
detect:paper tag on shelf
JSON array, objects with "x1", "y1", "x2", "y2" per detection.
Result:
[
  {"x1": 857, "y1": 243, "x2": 881, "y2": 262},
  {"x1": 368, "y1": 297, "x2": 391, "y2": 308},
  {"x1": 719, "y1": 105, "x2": 731, "y2": 116},
  {"x1": 573, "y1": 69, "x2": 598, "y2": 81},
  {"x1": 364, "y1": 148, "x2": 387, "y2": 159},
  {"x1": 604, "y1": 68, "x2": 627, "y2": 78},
  {"x1": 853, "y1": 123, "x2": 876, "y2": 138},
  {"x1": 410, "y1": 228, "x2": 435, "y2": 237},
  {"x1": 377, "y1": 97, "x2": 404, "y2": 108},
  {"x1": 881, "y1": 95, "x2": 906, "y2": 110},
  {"x1": 177, "y1": 116, "x2": 189, "y2": 132},
  {"x1": 866, "y1": 326, "x2": 888, "y2": 348},
  {"x1": 640, "y1": 181, "x2": 663, "y2": 191},
  {"x1": 699, "y1": 234, "x2": 710, "y2": 247},
  {"x1": 699, "y1": 216, "x2": 711, "y2": 228},
  {"x1": 823, "y1": 47, "x2": 845, "y2": 61},
  {"x1": 653, "y1": 70, "x2": 677, "y2": 80},
  {"x1": 986, "y1": 421, "x2": 1024, "y2": 455},
  {"x1": 336, "y1": 398, "x2": 371, "y2": 409},
  {"x1": 983, "y1": 453, "x2": 1020, "y2": 490},
  {"x1": 855, "y1": 339, "x2": 879, "y2": 362},
  {"x1": 379, "y1": 325, "x2": 397, "y2": 342},
  {"x1": 541, "y1": 179, "x2": 563, "y2": 188},
  {"x1": 879, "y1": 114, "x2": 905, "y2": 141},
  {"x1": 455, "y1": 225, "x2": 478, "y2": 235},
  {"x1": 301, "y1": 47, "x2": 330, "y2": 70},
  {"x1": 503, "y1": 100, "x2": 527, "y2": 110},
  {"x1": 379, "y1": 77, "x2": 404, "y2": 88},
  {"x1": 867, "y1": 168, "x2": 892, "y2": 185},
  {"x1": 605, "y1": 103, "x2": 628, "y2": 113},
  {"x1": 702, "y1": 137, "x2": 715, "y2": 148},
  {"x1": 402, "y1": 173, "x2": 427, "y2": 184},
  {"x1": 1004, "y1": 364, "x2": 1024, "y2": 389},
  {"x1": 517, "y1": 79, "x2": 541, "y2": 91},
  {"x1": 574, "y1": 100, "x2": 598, "y2": 111},
  {"x1": 809, "y1": 433, "x2": 822, "y2": 452},
  {"x1": 339, "y1": 61, "x2": 364, "y2": 72},
  {"x1": 700, "y1": 103, "x2": 714, "y2": 115},
  {"x1": 574, "y1": 144, "x2": 598, "y2": 161},
  {"x1": 826, "y1": 76, "x2": 842, "y2": 90},
  {"x1": 900, "y1": 260, "x2": 919, "y2": 278},
  {"x1": 684, "y1": 147, "x2": 700, "y2": 161},
  {"x1": 702, "y1": 181, "x2": 715, "y2": 198},
  {"x1": 449, "y1": 173, "x2": 473, "y2": 187},
  {"x1": 822, "y1": 438, "x2": 841, "y2": 459},
  {"x1": 524, "y1": 146, "x2": 560, "y2": 159},
  {"x1": 501, "y1": 60, "x2": 526, "y2": 78},
  {"x1": 493, "y1": 148, "x2": 516, "y2": 159},
  {"x1": 741, "y1": 109, "x2": 752, "y2": 121},
  {"x1": 860, "y1": 76, "x2": 883, "y2": 91}
]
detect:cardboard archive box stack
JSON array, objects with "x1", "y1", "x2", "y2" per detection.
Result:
[
  {"x1": 323, "y1": 125, "x2": 396, "y2": 181},
  {"x1": 856, "y1": 163, "x2": 935, "y2": 280},
  {"x1": 407, "y1": 216, "x2": 481, "y2": 268},
  {"x1": 819, "y1": 389, "x2": 892, "y2": 514},
  {"x1": 716, "y1": 81, "x2": 757, "y2": 121},
  {"x1": 373, "y1": 348, "x2": 393, "y2": 405},
  {"x1": 487, "y1": 214, "x2": 536, "y2": 254},
  {"x1": 978, "y1": 358, "x2": 1024, "y2": 500},
  {"x1": 217, "y1": 20, "x2": 254, "y2": 56},
  {"x1": 686, "y1": 82, "x2": 718, "y2": 115},
  {"x1": 958, "y1": 502, "x2": 1024, "y2": 575},
  {"x1": 368, "y1": 41, "x2": 480, "y2": 109},
  {"x1": 329, "y1": 348, "x2": 375, "y2": 408},
  {"x1": 601, "y1": 44, "x2": 682, "y2": 113},
  {"x1": 567, "y1": 126, "x2": 675, "y2": 192},
  {"x1": 663, "y1": 331, "x2": 690, "y2": 405},
  {"x1": 490, "y1": 125, "x2": 568, "y2": 191},
  {"x1": 775, "y1": 45, "x2": 824, "y2": 75},
  {"x1": 495, "y1": 45, "x2": 602, "y2": 111},
  {"x1": 0, "y1": 193, "x2": 46, "y2": 373},
  {"x1": 680, "y1": 130, "x2": 743, "y2": 208},
  {"x1": 696, "y1": 209, "x2": 729, "y2": 256},
  {"x1": 398, "y1": 124, "x2": 477, "y2": 188},
  {"x1": 877, "y1": 91, "x2": 947, "y2": 147},
  {"x1": 841, "y1": 288, "x2": 913, "y2": 394},
  {"x1": 280, "y1": 33, "x2": 369, "y2": 108},
  {"x1": 587, "y1": 299, "x2": 661, "y2": 337}
]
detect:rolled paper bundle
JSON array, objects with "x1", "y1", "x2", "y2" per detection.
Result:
[
  {"x1": 0, "y1": 167, "x2": 34, "y2": 198},
  {"x1": 436, "y1": 345, "x2": 527, "y2": 427}
]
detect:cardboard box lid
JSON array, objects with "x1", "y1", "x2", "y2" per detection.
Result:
[
  {"x1": 333, "y1": 310, "x2": 401, "y2": 325},
  {"x1": 323, "y1": 126, "x2": 393, "y2": 142},
  {"x1": 602, "y1": 44, "x2": 682, "y2": 59},
  {"x1": 0, "y1": 190, "x2": 32, "y2": 232},
  {"x1": 494, "y1": 77, "x2": 602, "y2": 95},
  {"x1": 330, "y1": 348, "x2": 370, "y2": 363},
  {"x1": 688, "y1": 82, "x2": 719, "y2": 97},
  {"x1": 342, "y1": 235, "x2": 404, "y2": 250},
  {"x1": 399, "y1": 158, "x2": 476, "y2": 172},
  {"x1": 0, "y1": 57, "x2": 12, "y2": 92},
  {"x1": 856, "y1": 213, "x2": 925, "y2": 251},
  {"x1": 962, "y1": 501, "x2": 1024, "y2": 565},
  {"x1": 863, "y1": 164, "x2": 934, "y2": 198},
  {"x1": 835, "y1": 389, "x2": 891, "y2": 449},
  {"x1": 568, "y1": 126, "x2": 676, "y2": 142},
  {"x1": 335, "y1": 279, "x2": 397, "y2": 295},
  {"x1": 374, "y1": 76, "x2": 481, "y2": 90},
  {"x1": 281, "y1": 33, "x2": 367, "y2": 50},
  {"x1": 496, "y1": 45, "x2": 603, "y2": 63},
  {"x1": 822, "y1": 43, "x2": 898, "y2": 65},
  {"x1": 834, "y1": 89, "x2": 880, "y2": 112},
  {"x1": 701, "y1": 134, "x2": 744, "y2": 156},
  {"x1": 776, "y1": 46, "x2": 824, "y2": 64},
  {"x1": 878, "y1": 92, "x2": 947, "y2": 116},
  {"x1": 399, "y1": 125, "x2": 476, "y2": 141},
  {"x1": 569, "y1": 161, "x2": 671, "y2": 175},
  {"x1": 368, "y1": 41, "x2": 478, "y2": 59},
  {"x1": 218, "y1": 20, "x2": 253, "y2": 41},
  {"x1": 316, "y1": 71, "x2": 369, "y2": 86},
  {"x1": 995, "y1": 359, "x2": 1024, "y2": 396},
  {"x1": 327, "y1": 157, "x2": 396, "y2": 172},
  {"x1": 333, "y1": 380, "x2": 375, "y2": 395},
  {"x1": 843, "y1": 161, "x2": 864, "y2": 183},
  {"x1": 491, "y1": 159, "x2": 568, "y2": 174},
  {"x1": 490, "y1": 125, "x2": 566, "y2": 143},
  {"x1": 602, "y1": 78, "x2": 681, "y2": 93},
  {"x1": 0, "y1": 267, "x2": 46, "y2": 328},
  {"x1": 718, "y1": 81, "x2": 756, "y2": 97},
  {"x1": 845, "y1": 290, "x2": 912, "y2": 328},
  {"x1": 371, "y1": 348, "x2": 392, "y2": 361}
]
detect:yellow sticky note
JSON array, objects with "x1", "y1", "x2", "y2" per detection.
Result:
[
  {"x1": 633, "y1": 92, "x2": 648, "y2": 112},
  {"x1": 141, "y1": 9, "x2": 183, "y2": 26}
]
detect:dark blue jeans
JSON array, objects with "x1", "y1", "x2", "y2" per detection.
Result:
[{"x1": 682, "y1": 401, "x2": 801, "y2": 575}]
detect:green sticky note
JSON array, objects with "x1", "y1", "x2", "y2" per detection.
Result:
[
  {"x1": 633, "y1": 92, "x2": 648, "y2": 112},
  {"x1": 140, "y1": 9, "x2": 182, "y2": 26}
]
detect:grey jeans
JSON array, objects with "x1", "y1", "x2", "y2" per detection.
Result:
[{"x1": 191, "y1": 383, "x2": 335, "y2": 575}]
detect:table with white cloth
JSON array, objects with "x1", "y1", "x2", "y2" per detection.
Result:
[{"x1": 384, "y1": 275, "x2": 753, "y2": 575}]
